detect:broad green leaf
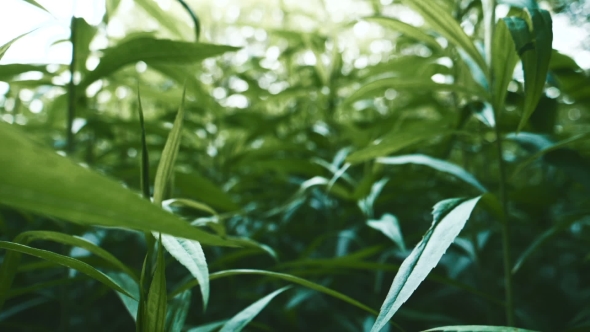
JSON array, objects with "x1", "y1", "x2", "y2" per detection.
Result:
[
  {"x1": 219, "y1": 286, "x2": 291, "y2": 332},
  {"x1": 371, "y1": 197, "x2": 482, "y2": 332},
  {"x1": 165, "y1": 290, "x2": 191, "y2": 332},
  {"x1": 363, "y1": 16, "x2": 443, "y2": 52},
  {"x1": 186, "y1": 320, "x2": 228, "y2": 332},
  {"x1": 153, "y1": 87, "x2": 185, "y2": 205},
  {"x1": 377, "y1": 154, "x2": 487, "y2": 192},
  {"x1": 344, "y1": 78, "x2": 488, "y2": 106},
  {"x1": 367, "y1": 214, "x2": 406, "y2": 251},
  {"x1": 145, "y1": 237, "x2": 167, "y2": 332},
  {"x1": 401, "y1": 0, "x2": 487, "y2": 74},
  {"x1": 346, "y1": 127, "x2": 457, "y2": 164},
  {"x1": 159, "y1": 235, "x2": 209, "y2": 310},
  {"x1": 0, "y1": 64, "x2": 49, "y2": 82},
  {"x1": 0, "y1": 30, "x2": 36, "y2": 60},
  {"x1": 80, "y1": 38, "x2": 238, "y2": 87},
  {"x1": 492, "y1": 19, "x2": 520, "y2": 113},
  {"x1": 424, "y1": 326, "x2": 539, "y2": 332},
  {"x1": 0, "y1": 241, "x2": 134, "y2": 300},
  {"x1": 170, "y1": 269, "x2": 377, "y2": 315},
  {"x1": 0, "y1": 122, "x2": 233, "y2": 247},
  {"x1": 73, "y1": 17, "x2": 98, "y2": 74},
  {"x1": 109, "y1": 272, "x2": 141, "y2": 320}
]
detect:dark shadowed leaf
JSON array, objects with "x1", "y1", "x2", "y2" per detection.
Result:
[{"x1": 424, "y1": 325, "x2": 539, "y2": 332}]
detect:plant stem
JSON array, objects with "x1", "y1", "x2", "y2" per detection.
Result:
[
  {"x1": 177, "y1": 0, "x2": 200, "y2": 41},
  {"x1": 484, "y1": 0, "x2": 514, "y2": 325},
  {"x1": 67, "y1": 16, "x2": 77, "y2": 153}
]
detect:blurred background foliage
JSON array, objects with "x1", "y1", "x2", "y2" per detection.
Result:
[{"x1": 1, "y1": 0, "x2": 590, "y2": 331}]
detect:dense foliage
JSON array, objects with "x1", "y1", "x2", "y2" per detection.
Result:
[{"x1": 1, "y1": 0, "x2": 590, "y2": 331}]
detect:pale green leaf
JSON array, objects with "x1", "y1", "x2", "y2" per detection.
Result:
[
  {"x1": 0, "y1": 122, "x2": 233, "y2": 247},
  {"x1": 0, "y1": 30, "x2": 36, "y2": 60},
  {"x1": 153, "y1": 87, "x2": 186, "y2": 205},
  {"x1": 21, "y1": 0, "x2": 51, "y2": 13},
  {"x1": 186, "y1": 320, "x2": 228, "y2": 332},
  {"x1": 401, "y1": 0, "x2": 487, "y2": 74},
  {"x1": 165, "y1": 290, "x2": 191, "y2": 332},
  {"x1": 159, "y1": 234, "x2": 209, "y2": 310},
  {"x1": 492, "y1": 19, "x2": 520, "y2": 113},
  {"x1": 377, "y1": 154, "x2": 487, "y2": 192},
  {"x1": 367, "y1": 214, "x2": 406, "y2": 251},
  {"x1": 109, "y1": 272, "x2": 140, "y2": 320},
  {"x1": 371, "y1": 197, "x2": 482, "y2": 332},
  {"x1": 363, "y1": 16, "x2": 443, "y2": 52},
  {"x1": 219, "y1": 286, "x2": 291, "y2": 332}
]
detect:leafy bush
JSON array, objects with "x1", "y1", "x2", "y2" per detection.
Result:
[{"x1": 1, "y1": 0, "x2": 589, "y2": 331}]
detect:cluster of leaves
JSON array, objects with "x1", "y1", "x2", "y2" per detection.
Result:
[{"x1": 1, "y1": 0, "x2": 590, "y2": 331}]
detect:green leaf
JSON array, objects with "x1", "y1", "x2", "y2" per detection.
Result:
[
  {"x1": 423, "y1": 325, "x2": 539, "y2": 332},
  {"x1": 0, "y1": 30, "x2": 36, "y2": 60},
  {"x1": 367, "y1": 214, "x2": 406, "y2": 251},
  {"x1": 363, "y1": 16, "x2": 443, "y2": 52},
  {"x1": 219, "y1": 286, "x2": 291, "y2": 332},
  {"x1": 174, "y1": 172, "x2": 241, "y2": 212},
  {"x1": 400, "y1": 0, "x2": 487, "y2": 74},
  {"x1": 153, "y1": 87, "x2": 186, "y2": 205},
  {"x1": 13, "y1": 230, "x2": 138, "y2": 281},
  {"x1": 145, "y1": 236, "x2": 167, "y2": 332},
  {"x1": 492, "y1": 19, "x2": 520, "y2": 113},
  {"x1": 370, "y1": 197, "x2": 482, "y2": 332},
  {"x1": 171, "y1": 269, "x2": 377, "y2": 315},
  {"x1": 344, "y1": 78, "x2": 488, "y2": 106},
  {"x1": 165, "y1": 290, "x2": 191, "y2": 332},
  {"x1": 109, "y1": 272, "x2": 141, "y2": 320},
  {"x1": 0, "y1": 64, "x2": 49, "y2": 82},
  {"x1": 0, "y1": 241, "x2": 134, "y2": 300},
  {"x1": 137, "y1": 88, "x2": 151, "y2": 199},
  {"x1": 186, "y1": 320, "x2": 228, "y2": 332},
  {"x1": 346, "y1": 127, "x2": 458, "y2": 164},
  {"x1": 0, "y1": 122, "x2": 233, "y2": 247},
  {"x1": 135, "y1": 0, "x2": 187, "y2": 38},
  {"x1": 21, "y1": 0, "x2": 51, "y2": 13},
  {"x1": 80, "y1": 38, "x2": 238, "y2": 87},
  {"x1": 159, "y1": 235, "x2": 209, "y2": 310},
  {"x1": 377, "y1": 154, "x2": 487, "y2": 192}
]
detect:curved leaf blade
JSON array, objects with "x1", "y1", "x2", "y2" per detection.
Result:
[
  {"x1": 166, "y1": 290, "x2": 192, "y2": 332},
  {"x1": 367, "y1": 214, "x2": 406, "y2": 251},
  {"x1": 370, "y1": 197, "x2": 482, "y2": 332},
  {"x1": 363, "y1": 16, "x2": 442, "y2": 52},
  {"x1": 377, "y1": 154, "x2": 487, "y2": 192},
  {"x1": 423, "y1": 325, "x2": 539, "y2": 332},
  {"x1": 81, "y1": 38, "x2": 239, "y2": 87},
  {"x1": 145, "y1": 237, "x2": 167, "y2": 332},
  {"x1": 219, "y1": 286, "x2": 291, "y2": 332},
  {"x1": 0, "y1": 241, "x2": 134, "y2": 299},
  {"x1": 492, "y1": 19, "x2": 520, "y2": 113},
  {"x1": 0, "y1": 122, "x2": 233, "y2": 247}
]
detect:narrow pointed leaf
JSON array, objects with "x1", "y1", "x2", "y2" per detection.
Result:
[
  {"x1": 346, "y1": 128, "x2": 457, "y2": 164},
  {"x1": 109, "y1": 272, "x2": 141, "y2": 320},
  {"x1": 377, "y1": 154, "x2": 487, "y2": 192},
  {"x1": 171, "y1": 269, "x2": 377, "y2": 315},
  {"x1": 370, "y1": 197, "x2": 482, "y2": 332},
  {"x1": 145, "y1": 237, "x2": 167, "y2": 332},
  {"x1": 154, "y1": 88, "x2": 186, "y2": 205},
  {"x1": 344, "y1": 78, "x2": 488, "y2": 106},
  {"x1": 159, "y1": 235, "x2": 209, "y2": 310},
  {"x1": 367, "y1": 214, "x2": 406, "y2": 251},
  {"x1": 80, "y1": 38, "x2": 238, "y2": 87},
  {"x1": 0, "y1": 241, "x2": 134, "y2": 299},
  {"x1": 0, "y1": 30, "x2": 36, "y2": 60},
  {"x1": 219, "y1": 286, "x2": 291, "y2": 332},
  {"x1": 187, "y1": 320, "x2": 228, "y2": 332},
  {"x1": 363, "y1": 16, "x2": 442, "y2": 52},
  {"x1": 401, "y1": 0, "x2": 487, "y2": 74},
  {"x1": 137, "y1": 88, "x2": 151, "y2": 199},
  {"x1": 0, "y1": 122, "x2": 233, "y2": 247},
  {"x1": 424, "y1": 325, "x2": 539, "y2": 332},
  {"x1": 492, "y1": 19, "x2": 520, "y2": 113},
  {"x1": 165, "y1": 290, "x2": 191, "y2": 332}
]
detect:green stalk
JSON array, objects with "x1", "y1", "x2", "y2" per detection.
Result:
[
  {"x1": 484, "y1": 0, "x2": 514, "y2": 325},
  {"x1": 177, "y1": 0, "x2": 201, "y2": 41},
  {"x1": 66, "y1": 16, "x2": 77, "y2": 153}
]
